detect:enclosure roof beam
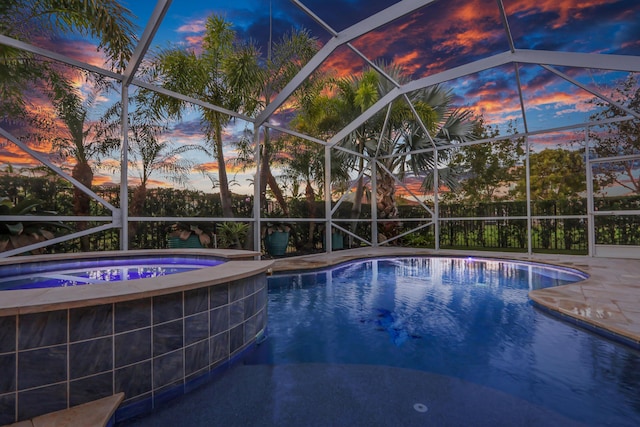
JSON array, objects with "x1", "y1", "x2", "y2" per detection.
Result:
[
  {"x1": 292, "y1": 0, "x2": 338, "y2": 37},
  {"x1": 497, "y1": 0, "x2": 516, "y2": 53},
  {"x1": 0, "y1": 34, "x2": 122, "y2": 81},
  {"x1": 123, "y1": 0, "x2": 172, "y2": 86},
  {"x1": 254, "y1": 0, "x2": 435, "y2": 126},
  {"x1": 263, "y1": 123, "x2": 328, "y2": 146},
  {"x1": 328, "y1": 50, "x2": 515, "y2": 145},
  {"x1": 511, "y1": 49, "x2": 640, "y2": 72},
  {"x1": 542, "y1": 64, "x2": 640, "y2": 120},
  {"x1": 131, "y1": 79, "x2": 253, "y2": 122},
  {"x1": 0, "y1": 126, "x2": 118, "y2": 212},
  {"x1": 329, "y1": 49, "x2": 640, "y2": 146}
]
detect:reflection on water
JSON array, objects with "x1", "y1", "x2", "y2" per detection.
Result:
[{"x1": 259, "y1": 257, "x2": 640, "y2": 426}]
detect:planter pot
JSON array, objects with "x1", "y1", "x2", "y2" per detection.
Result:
[
  {"x1": 264, "y1": 231, "x2": 290, "y2": 256},
  {"x1": 332, "y1": 233, "x2": 344, "y2": 250},
  {"x1": 323, "y1": 232, "x2": 344, "y2": 250},
  {"x1": 167, "y1": 235, "x2": 203, "y2": 249}
]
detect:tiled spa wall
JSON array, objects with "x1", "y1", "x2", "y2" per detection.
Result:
[{"x1": 0, "y1": 273, "x2": 268, "y2": 425}]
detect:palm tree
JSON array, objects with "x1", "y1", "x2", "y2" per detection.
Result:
[
  {"x1": 255, "y1": 28, "x2": 319, "y2": 216},
  {"x1": 102, "y1": 93, "x2": 203, "y2": 213},
  {"x1": 287, "y1": 69, "x2": 381, "y2": 246},
  {"x1": 47, "y1": 76, "x2": 116, "y2": 251},
  {"x1": 277, "y1": 132, "x2": 349, "y2": 249},
  {"x1": 334, "y1": 70, "x2": 384, "y2": 227},
  {"x1": 286, "y1": 85, "x2": 353, "y2": 248},
  {"x1": 1, "y1": 0, "x2": 136, "y2": 251},
  {"x1": 301, "y1": 63, "x2": 475, "y2": 241},
  {"x1": 372, "y1": 82, "x2": 476, "y2": 223},
  {"x1": 100, "y1": 91, "x2": 206, "y2": 246},
  {"x1": 148, "y1": 15, "x2": 261, "y2": 218},
  {"x1": 128, "y1": 133, "x2": 200, "y2": 247}
]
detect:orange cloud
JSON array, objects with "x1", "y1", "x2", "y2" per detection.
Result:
[
  {"x1": 320, "y1": 46, "x2": 365, "y2": 79},
  {"x1": 126, "y1": 176, "x2": 173, "y2": 189},
  {"x1": 395, "y1": 178, "x2": 425, "y2": 199},
  {"x1": 196, "y1": 160, "x2": 247, "y2": 175},
  {"x1": 0, "y1": 150, "x2": 39, "y2": 169},
  {"x1": 393, "y1": 51, "x2": 421, "y2": 76},
  {"x1": 505, "y1": 0, "x2": 619, "y2": 29},
  {"x1": 528, "y1": 130, "x2": 582, "y2": 150},
  {"x1": 524, "y1": 87, "x2": 593, "y2": 112},
  {"x1": 185, "y1": 35, "x2": 205, "y2": 52},
  {"x1": 177, "y1": 20, "x2": 207, "y2": 34},
  {"x1": 34, "y1": 36, "x2": 111, "y2": 70},
  {"x1": 350, "y1": 0, "x2": 505, "y2": 77},
  {"x1": 92, "y1": 174, "x2": 117, "y2": 186},
  {"x1": 0, "y1": 132, "x2": 60, "y2": 170}
]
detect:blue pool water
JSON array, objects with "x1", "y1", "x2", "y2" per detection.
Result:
[
  {"x1": 251, "y1": 257, "x2": 640, "y2": 426},
  {"x1": 0, "y1": 256, "x2": 224, "y2": 290}
]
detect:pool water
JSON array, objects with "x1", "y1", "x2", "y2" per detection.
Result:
[
  {"x1": 251, "y1": 257, "x2": 640, "y2": 426},
  {"x1": 0, "y1": 256, "x2": 224, "y2": 290}
]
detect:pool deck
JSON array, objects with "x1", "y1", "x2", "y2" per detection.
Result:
[{"x1": 270, "y1": 247, "x2": 640, "y2": 346}]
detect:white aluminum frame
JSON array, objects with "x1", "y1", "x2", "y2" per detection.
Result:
[{"x1": 0, "y1": 0, "x2": 638, "y2": 258}]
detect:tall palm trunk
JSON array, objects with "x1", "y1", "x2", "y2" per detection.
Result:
[
  {"x1": 259, "y1": 128, "x2": 289, "y2": 215},
  {"x1": 72, "y1": 161, "x2": 93, "y2": 251},
  {"x1": 129, "y1": 184, "x2": 146, "y2": 247},
  {"x1": 376, "y1": 169, "x2": 399, "y2": 244},
  {"x1": 349, "y1": 143, "x2": 366, "y2": 247},
  {"x1": 305, "y1": 178, "x2": 316, "y2": 249},
  {"x1": 351, "y1": 159, "x2": 365, "y2": 219},
  {"x1": 376, "y1": 172, "x2": 398, "y2": 219},
  {"x1": 214, "y1": 116, "x2": 234, "y2": 218}
]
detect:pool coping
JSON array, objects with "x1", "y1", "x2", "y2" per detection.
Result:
[
  {"x1": 269, "y1": 247, "x2": 640, "y2": 347},
  {"x1": 0, "y1": 249, "x2": 272, "y2": 315},
  {"x1": 1, "y1": 393, "x2": 124, "y2": 427}
]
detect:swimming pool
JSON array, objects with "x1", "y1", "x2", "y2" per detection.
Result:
[
  {"x1": 0, "y1": 255, "x2": 225, "y2": 290},
  {"x1": 121, "y1": 257, "x2": 640, "y2": 426}
]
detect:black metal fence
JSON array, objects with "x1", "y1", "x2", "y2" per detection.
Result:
[{"x1": 1, "y1": 176, "x2": 638, "y2": 255}]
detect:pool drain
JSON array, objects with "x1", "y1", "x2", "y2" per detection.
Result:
[{"x1": 413, "y1": 403, "x2": 428, "y2": 413}]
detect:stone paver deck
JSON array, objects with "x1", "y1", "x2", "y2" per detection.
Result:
[{"x1": 270, "y1": 247, "x2": 640, "y2": 346}]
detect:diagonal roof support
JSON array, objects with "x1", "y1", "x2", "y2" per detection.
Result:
[
  {"x1": 329, "y1": 51, "x2": 515, "y2": 145},
  {"x1": 541, "y1": 64, "x2": 640, "y2": 120},
  {"x1": 0, "y1": 34, "x2": 122, "y2": 80},
  {"x1": 497, "y1": 0, "x2": 516, "y2": 53},
  {"x1": 514, "y1": 63, "x2": 529, "y2": 133},
  {"x1": 131, "y1": 79, "x2": 254, "y2": 122},
  {"x1": 291, "y1": 0, "x2": 338, "y2": 37},
  {"x1": 512, "y1": 49, "x2": 640, "y2": 72},
  {"x1": 256, "y1": 0, "x2": 436, "y2": 125},
  {"x1": 0, "y1": 126, "x2": 118, "y2": 212},
  {"x1": 329, "y1": 49, "x2": 640, "y2": 146},
  {"x1": 122, "y1": 0, "x2": 172, "y2": 86}
]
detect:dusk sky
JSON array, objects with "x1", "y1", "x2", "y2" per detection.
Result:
[
  {"x1": 126, "y1": 0, "x2": 640, "y2": 132},
  {"x1": 2, "y1": 0, "x2": 639, "y2": 194}
]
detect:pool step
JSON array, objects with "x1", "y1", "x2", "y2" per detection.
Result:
[{"x1": 3, "y1": 393, "x2": 124, "y2": 427}]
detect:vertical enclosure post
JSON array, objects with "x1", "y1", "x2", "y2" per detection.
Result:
[
  {"x1": 119, "y1": 86, "x2": 129, "y2": 250},
  {"x1": 585, "y1": 125, "x2": 595, "y2": 257},
  {"x1": 325, "y1": 145, "x2": 332, "y2": 252}
]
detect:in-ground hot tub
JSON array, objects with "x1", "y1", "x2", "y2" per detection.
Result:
[
  {"x1": 0, "y1": 254, "x2": 226, "y2": 290},
  {"x1": 0, "y1": 249, "x2": 273, "y2": 425}
]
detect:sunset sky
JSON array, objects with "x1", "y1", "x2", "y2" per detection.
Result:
[{"x1": 2, "y1": 0, "x2": 639, "y2": 196}]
